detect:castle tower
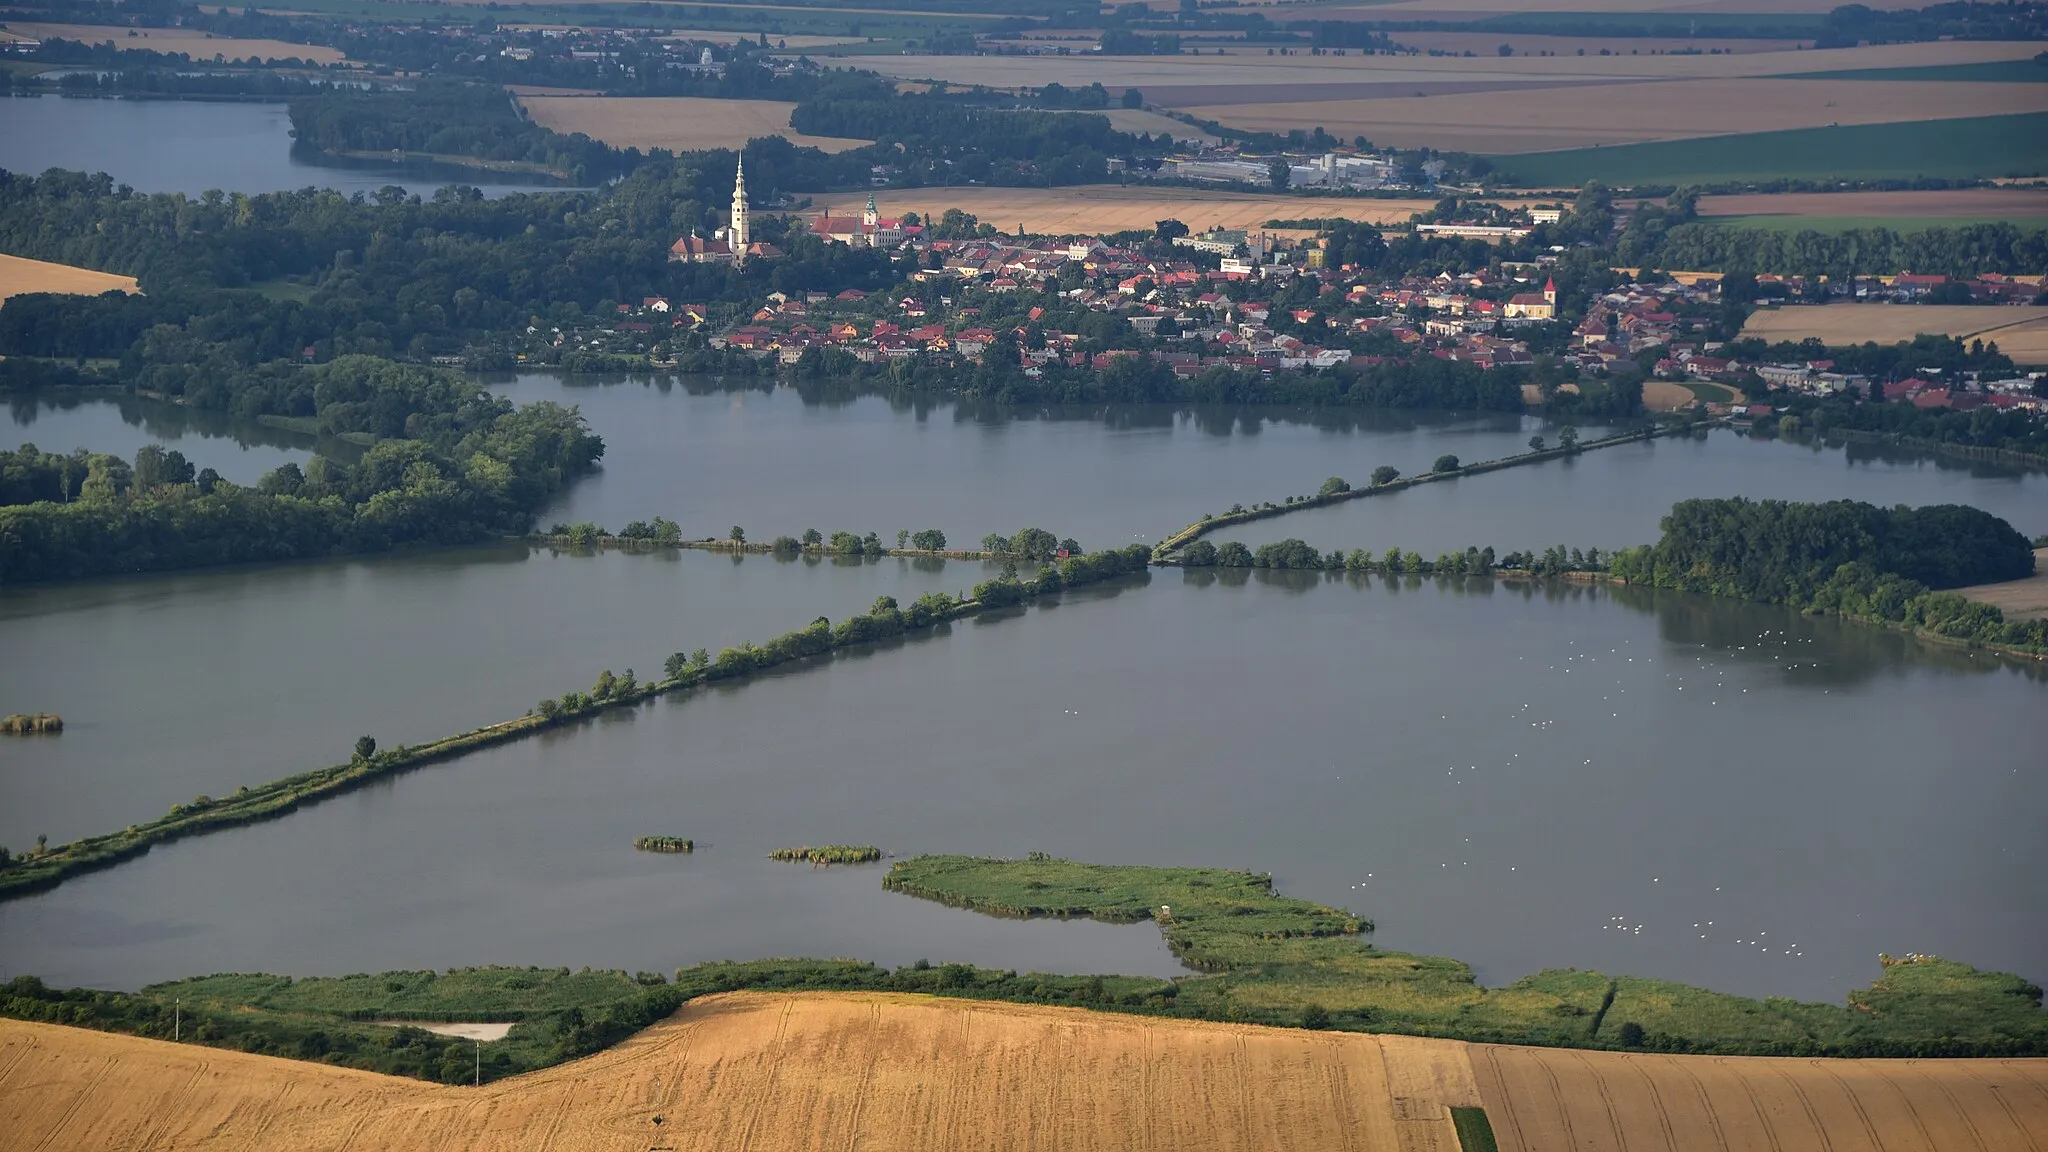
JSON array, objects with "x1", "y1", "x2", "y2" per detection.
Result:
[
  {"x1": 862, "y1": 192, "x2": 879, "y2": 231},
  {"x1": 730, "y1": 156, "x2": 750, "y2": 263}
]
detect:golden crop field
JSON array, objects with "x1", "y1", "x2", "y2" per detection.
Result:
[
  {"x1": 821, "y1": 185, "x2": 1502, "y2": 233},
  {"x1": 517, "y1": 96, "x2": 871, "y2": 154},
  {"x1": 0, "y1": 21, "x2": 341, "y2": 63},
  {"x1": 1470, "y1": 1043, "x2": 2048, "y2": 1152},
  {"x1": 1960, "y1": 550, "x2": 2048, "y2": 622},
  {"x1": 1697, "y1": 188, "x2": 2048, "y2": 221},
  {"x1": 1387, "y1": 31, "x2": 1811, "y2": 55},
  {"x1": 0, "y1": 254, "x2": 141, "y2": 304},
  {"x1": 1192, "y1": 78, "x2": 2048, "y2": 154},
  {"x1": 1742, "y1": 305, "x2": 2048, "y2": 364},
  {"x1": 6, "y1": 992, "x2": 2047, "y2": 1151},
  {"x1": 1278, "y1": 0, "x2": 1925, "y2": 16}
]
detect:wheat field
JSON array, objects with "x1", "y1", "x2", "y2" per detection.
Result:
[
  {"x1": 0, "y1": 253, "x2": 141, "y2": 303},
  {"x1": 5, "y1": 991, "x2": 2047, "y2": 1151},
  {"x1": 1741, "y1": 305, "x2": 2048, "y2": 364},
  {"x1": 819, "y1": 185, "x2": 1528, "y2": 234},
  {"x1": 517, "y1": 96, "x2": 872, "y2": 154},
  {"x1": 0, "y1": 21, "x2": 341, "y2": 63}
]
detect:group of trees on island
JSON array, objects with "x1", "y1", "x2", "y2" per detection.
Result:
[{"x1": 1180, "y1": 537, "x2": 1609, "y2": 577}]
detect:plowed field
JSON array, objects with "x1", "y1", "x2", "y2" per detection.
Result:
[{"x1": 6, "y1": 992, "x2": 2046, "y2": 1151}]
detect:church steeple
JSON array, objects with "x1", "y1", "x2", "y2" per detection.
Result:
[
  {"x1": 861, "y1": 192, "x2": 878, "y2": 229},
  {"x1": 730, "y1": 155, "x2": 750, "y2": 264}
]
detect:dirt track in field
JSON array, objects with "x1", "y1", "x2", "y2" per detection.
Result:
[
  {"x1": 0, "y1": 253, "x2": 141, "y2": 303},
  {"x1": 6, "y1": 992, "x2": 2047, "y2": 1151}
]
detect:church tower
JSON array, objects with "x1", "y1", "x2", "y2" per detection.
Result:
[
  {"x1": 729, "y1": 156, "x2": 750, "y2": 263},
  {"x1": 861, "y1": 192, "x2": 879, "y2": 232}
]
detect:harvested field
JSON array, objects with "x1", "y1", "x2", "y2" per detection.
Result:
[
  {"x1": 6, "y1": 992, "x2": 2046, "y2": 1151},
  {"x1": 0, "y1": 21, "x2": 341, "y2": 63},
  {"x1": 1196, "y1": 78, "x2": 2048, "y2": 154},
  {"x1": 516, "y1": 96, "x2": 871, "y2": 154},
  {"x1": 1959, "y1": 550, "x2": 2048, "y2": 622},
  {"x1": 861, "y1": 40, "x2": 2044, "y2": 91},
  {"x1": 1098, "y1": 107, "x2": 1219, "y2": 144},
  {"x1": 1470, "y1": 1043, "x2": 2048, "y2": 1152},
  {"x1": 1388, "y1": 32, "x2": 1810, "y2": 55},
  {"x1": 1741, "y1": 304, "x2": 2048, "y2": 364},
  {"x1": 814, "y1": 185, "x2": 1500, "y2": 233},
  {"x1": 0, "y1": 253, "x2": 140, "y2": 304},
  {"x1": 1297, "y1": 0, "x2": 1924, "y2": 13},
  {"x1": 1697, "y1": 188, "x2": 2048, "y2": 221},
  {"x1": 1643, "y1": 380, "x2": 1703, "y2": 411}
]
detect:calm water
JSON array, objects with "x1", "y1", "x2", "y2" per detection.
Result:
[
  {"x1": 0, "y1": 96, "x2": 576, "y2": 198},
  {"x1": 5, "y1": 391, "x2": 312, "y2": 484},
  {"x1": 494, "y1": 373, "x2": 1596, "y2": 549},
  {"x1": 2, "y1": 574, "x2": 2039, "y2": 1002},
  {"x1": 0, "y1": 545, "x2": 991, "y2": 846},
  {"x1": 1216, "y1": 428, "x2": 2048, "y2": 555},
  {"x1": 3, "y1": 378, "x2": 2043, "y2": 1002}
]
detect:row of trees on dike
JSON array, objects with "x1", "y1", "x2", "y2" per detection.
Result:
[
  {"x1": 1607, "y1": 498, "x2": 2044, "y2": 652},
  {"x1": 540, "y1": 522, "x2": 963, "y2": 556},
  {"x1": 1180, "y1": 538, "x2": 1612, "y2": 577},
  {"x1": 529, "y1": 544, "x2": 1149, "y2": 724},
  {"x1": 0, "y1": 360, "x2": 601, "y2": 584}
]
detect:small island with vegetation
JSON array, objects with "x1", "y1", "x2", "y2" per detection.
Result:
[
  {"x1": 770, "y1": 845, "x2": 883, "y2": 865},
  {"x1": 1, "y1": 713, "x2": 62, "y2": 735},
  {"x1": 633, "y1": 836, "x2": 693, "y2": 854}
]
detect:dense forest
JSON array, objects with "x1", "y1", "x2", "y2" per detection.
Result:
[
  {"x1": 0, "y1": 357, "x2": 602, "y2": 584},
  {"x1": 1609, "y1": 498, "x2": 2044, "y2": 652}
]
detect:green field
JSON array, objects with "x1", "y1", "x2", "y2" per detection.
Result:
[
  {"x1": 1707, "y1": 213, "x2": 2048, "y2": 233},
  {"x1": 1772, "y1": 60, "x2": 2048, "y2": 83},
  {"x1": 1491, "y1": 113, "x2": 2048, "y2": 187}
]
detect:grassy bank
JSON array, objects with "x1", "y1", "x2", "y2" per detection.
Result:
[
  {"x1": 883, "y1": 855, "x2": 2048, "y2": 1057},
  {"x1": 10, "y1": 853, "x2": 2042, "y2": 1087}
]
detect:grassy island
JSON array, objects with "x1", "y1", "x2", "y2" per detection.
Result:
[
  {"x1": 633, "y1": 836, "x2": 693, "y2": 853},
  {"x1": 771, "y1": 845, "x2": 883, "y2": 865},
  {"x1": 0, "y1": 713, "x2": 62, "y2": 734}
]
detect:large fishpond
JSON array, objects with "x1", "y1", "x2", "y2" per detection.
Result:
[{"x1": 3, "y1": 376, "x2": 2044, "y2": 1006}]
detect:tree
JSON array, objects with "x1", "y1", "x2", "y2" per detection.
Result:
[
  {"x1": 537, "y1": 697, "x2": 561, "y2": 720},
  {"x1": 1617, "y1": 1021, "x2": 1646, "y2": 1048},
  {"x1": 1299, "y1": 1004, "x2": 1331, "y2": 1030},
  {"x1": 911, "y1": 528, "x2": 947, "y2": 551},
  {"x1": 664, "y1": 652, "x2": 689, "y2": 680},
  {"x1": 1371, "y1": 465, "x2": 1400, "y2": 486},
  {"x1": 802, "y1": 528, "x2": 822, "y2": 547},
  {"x1": 729, "y1": 525, "x2": 746, "y2": 544},
  {"x1": 1528, "y1": 435, "x2": 1546, "y2": 452},
  {"x1": 1432, "y1": 454, "x2": 1461, "y2": 473},
  {"x1": 981, "y1": 533, "x2": 1011, "y2": 554},
  {"x1": 896, "y1": 529, "x2": 910, "y2": 549},
  {"x1": 1122, "y1": 86, "x2": 1144, "y2": 109},
  {"x1": 1319, "y1": 476, "x2": 1351, "y2": 496},
  {"x1": 690, "y1": 648, "x2": 710, "y2": 669},
  {"x1": 1558, "y1": 425, "x2": 1580, "y2": 452},
  {"x1": 1268, "y1": 159, "x2": 1291, "y2": 191},
  {"x1": 353, "y1": 735, "x2": 377, "y2": 762}
]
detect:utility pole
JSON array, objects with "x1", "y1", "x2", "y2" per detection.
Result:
[
  {"x1": 474, "y1": 1039, "x2": 481, "y2": 1087},
  {"x1": 174, "y1": 998, "x2": 180, "y2": 1043}
]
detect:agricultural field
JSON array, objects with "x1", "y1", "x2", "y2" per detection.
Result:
[
  {"x1": 1696, "y1": 188, "x2": 2048, "y2": 225},
  {"x1": 0, "y1": 254, "x2": 141, "y2": 304},
  {"x1": 7, "y1": 992, "x2": 2046, "y2": 1151},
  {"x1": 1773, "y1": 59, "x2": 2048, "y2": 82},
  {"x1": 1273, "y1": 0, "x2": 1925, "y2": 14},
  {"x1": 1959, "y1": 550, "x2": 2048, "y2": 623},
  {"x1": 813, "y1": 185, "x2": 1489, "y2": 234},
  {"x1": 1490, "y1": 113, "x2": 2048, "y2": 187},
  {"x1": 0, "y1": 21, "x2": 343, "y2": 63},
  {"x1": 1196, "y1": 78, "x2": 2048, "y2": 154},
  {"x1": 516, "y1": 96, "x2": 872, "y2": 154},
  {"x1": 1388, "y1": 31, "x2": 1810, "y2": 55},
  {"x1": 1741, "y1": 305, "x2": 2048, "y2": 365}
]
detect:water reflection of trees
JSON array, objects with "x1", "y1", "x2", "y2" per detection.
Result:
[
  {"x1": 7, "y1": 390, "x2": 351, "y2": 456},
  {"x1": 1607, "y1": 583, "x2": 2044, "y2": 685}
]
